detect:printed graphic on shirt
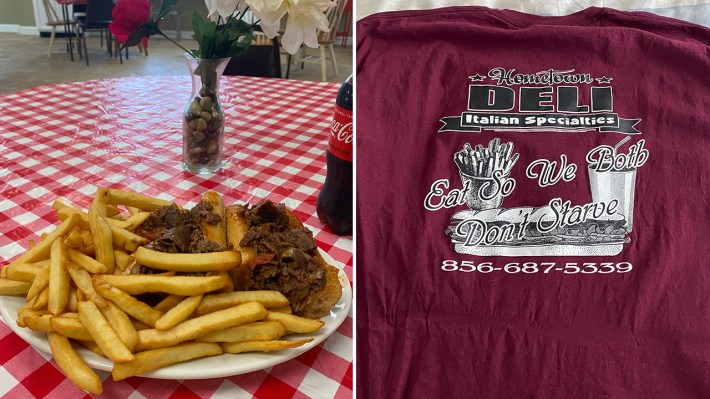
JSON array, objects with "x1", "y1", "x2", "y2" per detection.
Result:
[
  {"x1": 439, "y1": 68, "x2": 641, "y2": 134},
  {"x1": 424, "y1": 68, "x2": 649, "y2": 257}
]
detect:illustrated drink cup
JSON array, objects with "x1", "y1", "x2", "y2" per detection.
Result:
[{"x1": 588, "y1": 167, "x2": 637, "y2": 232}]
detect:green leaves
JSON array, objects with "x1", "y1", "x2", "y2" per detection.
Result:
[
  {"x1": 120, "y1": 22, "x2": 161, "y2": 50},
  {"x1": 190, "y1": 11, "x2": 255, "y2": 59},
  {"x1": 194, "y1": 63, "x2": 218, "y2": 92},
  {"x1": 122, "y1": 27, "x2": 150, "y2": 48},
  {"x1": 227, "y1": 20, "x2": 255, "y2": 53},
  {"x1": 191, "y1": 12, "x2": 217, "y2": 58}
]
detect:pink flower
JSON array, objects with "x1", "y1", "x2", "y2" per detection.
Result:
[{"x1": 109, "y1": 0, "x2": 152, "y2": 48}]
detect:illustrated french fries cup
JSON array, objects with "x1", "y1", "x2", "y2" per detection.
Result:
[
  {"x1": 455, "y1": 139, "x2": 517, "y2": 211},
  {"x1": 459, "y1": 172, "x2": 505, "y2": 211}
]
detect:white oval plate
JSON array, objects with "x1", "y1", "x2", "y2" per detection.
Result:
[{"x1": 0, "y1": 250, "x2": 352, "y2": 379}]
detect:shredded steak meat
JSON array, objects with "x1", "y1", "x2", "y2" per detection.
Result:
[
  {"x1": 133, "y1": 201, "x2": 226, "y2": 276},
  {"x1": 238, "y1": 200, "x2": 290, "y2": 229},
  {"x1": 238, "y1": 200, "x2": 326, "y2": 315}
]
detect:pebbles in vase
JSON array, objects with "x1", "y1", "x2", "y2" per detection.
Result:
[{"x1": 183, "y1": 91, "x2": 223, "y2": 167}]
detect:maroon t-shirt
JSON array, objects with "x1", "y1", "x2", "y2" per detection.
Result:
[{"x1": 356, "y1": 7, "x2": 710, "y2": 398}]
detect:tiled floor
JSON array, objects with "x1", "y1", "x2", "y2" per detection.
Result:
[{"x1": 0, "y1": 32, "x2": 353, "y2": 95}]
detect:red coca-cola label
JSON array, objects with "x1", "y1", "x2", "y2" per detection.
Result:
[{"x1": 328, "y1": 105, "x2": 353, "y2": 162}]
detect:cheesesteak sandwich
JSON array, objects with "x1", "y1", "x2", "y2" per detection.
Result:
[
  {"x1": 131, "y1": 193, "x2": 342, "y2": 319},
  {"x1": 134, "y1": 202, "x2": 226, "y2": 257},
  {"x1": 227, "y1": 200, "x2": 342, "y2": 319},
  {"x1": 128, "y1": 193, "x2": 234, "y2": 302},
  {"x1": 0, "y1": 187, "x2": 340, "y2": 393}
]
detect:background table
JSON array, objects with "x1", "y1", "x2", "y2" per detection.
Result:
[
  {"x1": 55, "y1": 0, "x2": 87, "y2": 61},
  {"x1": 0, "y1": 76, "x2": 353, "y2": 398}
]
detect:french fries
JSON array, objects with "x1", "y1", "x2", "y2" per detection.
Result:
[
  {"x1": 56, "y1": 206, "x2": 132, "y2": 230},
  {"x1": 131, "y1": 319, "x2": 153, "y2": 331},
  {"x1": 0, "y1": 187, "x2": 329, "y2": 394},
  {"x1": 92, "y1": 281, "x2": 164, "y2": 326},
  {"x1": 113, "y1": 250, "x2": 134, "y2": 272},
  {"x1": 135, "y1": 302, "x2": 268, "y2": 351},
  {"x1": 106, "y1": 204, "x2": 122, "y2": 218},
  {"x1": 95, "y1": 274, "x2": 230, "y2": 296},
  {"x1": 269, "y1": 306, "x2": 293, "y2": 314},
  {"x1": 89, "y1": 206, "x2": 114, "y2": 274},
  {"x1": 67, "y1": 288, "x2": 78, "y2": 312},
  {"x1": 9, "y1": 213, "x2": 78, "y2": 267},
  {"x1": 24, "y1": 313, "x2": 54, "y2": 332},
  {"x1": 112, "y1": 342, "x2": 222, "y2": 381},
  {"x1": 154, "y1": 295, "x2": 203, "y2": 331},
  {"x1": 26, "y1": 264, "x2": 50, "y2": 301},
  {"x1": 125, "y1": 206, "x2": 141, "y2": 215},
  {"x1": 50, "y1": 315, "x2": 93, "y2": 341},
  {"x1": 153, "y1": 294, "x2": 185, "y2": 312},
  {"x1": 124, "y1": 212, "x2": 151, "y2": 231},
  {"x1": 48, "y1": 332, "x2": 103, "y2": 394},
  {"x1": 0, "y1": 279, "x2": 32, "y2": 295},
  {"x1": 102, "y1": 188, "x2": 173, "y2": 212},
  {"x1": 133, "y1": 247, "x2": 241, "y2": 272},
  {"x1": 17, "y1": 307, "x2": 47, "y2": 328},
  {"x1": 221, "y1": 339, "x2": 312, "y2": 354},
  {"x1": 99, "y1": 302, "x2": 139, "y2": 352},
  {"x1": 67, "y1": 248, "x2": 108, "y2": 274},
  {"x1": 78, "y1": 301, "x2": 134, "y2": 362},
  {"x1": 31, "y1": 287, "x2": 49, "y2": 309},
  {"x1": 77, "y1": 340, "x2": 106, "y2": 357},
  {"x1": 64, "y1": 229, "x2": 84, "y2": 249},
  {"x1": 215, "y1": 271, "x2": 234, "y2": 294},
  {"x1": 195, "y1": 290, "x2": 289, "y2": 316},
  {"x1": 67, "y1": 263, "x2": 107, "y2": 307},
  {"x1": 48, "y1": 239, "x2": 70, "y2": 315},
  {"x1": 4, "y1": 260, "x2": 49, "y2": 282},
  {"x1": 110, "y1": 225, "x2": 148, "y2": 253},
  {"x1": 196, "y1": 321, "x2": 285, "y2": 343},
  {"x1": 264, "y1": 312, "x2": 325, "y2": 333}
]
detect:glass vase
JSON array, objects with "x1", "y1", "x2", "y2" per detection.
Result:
[{"x1": 182, "y1": 54, "x2": 230, "y2": 173}]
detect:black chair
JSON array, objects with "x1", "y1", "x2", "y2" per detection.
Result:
[
  {"x1": 223, "y1": 27, "x2": 282, "y2": 78},
  {"x1": 77, "y1": 0, "x2": 115, "y2": 66}
]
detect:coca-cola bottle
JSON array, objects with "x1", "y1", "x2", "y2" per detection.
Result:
[{"x1": 317, "y1": 75, "x2": 353, "y2": 235}]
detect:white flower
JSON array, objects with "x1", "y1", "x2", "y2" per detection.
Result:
[
  {"x1": 247, "y1": 0, "x2": 335, "y2": 55},
  {"x1": 281, "y1": 0, "x2": 333, "y2": 54},
  {"x1": 246, "y1": 0, "x2": 289, "y2": 38},
  {"x1": 246, "y1": 0, "x2": 288, "y2": 13},
  {"x1": 207, "y1": 0, "x2": 247, "y2": 21}
]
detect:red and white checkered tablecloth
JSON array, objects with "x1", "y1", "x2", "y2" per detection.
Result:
[{"x1": 0, "y1": 76, "x2": 353, "y2": 399}]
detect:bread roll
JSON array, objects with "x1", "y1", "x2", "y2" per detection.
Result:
[{"x1": 226, "y1": 201, "x2": 342, "y2": 319}]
